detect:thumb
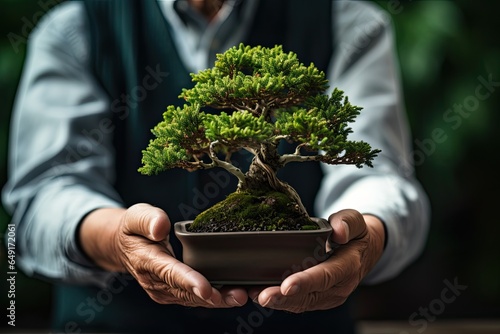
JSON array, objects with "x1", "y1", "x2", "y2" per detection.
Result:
[
  {"x1": 328, "y1": 209, "x2": 367, "y2": 245},
  {"x1": 122, "y1": 203, "x2": 171, "y2": 241}
]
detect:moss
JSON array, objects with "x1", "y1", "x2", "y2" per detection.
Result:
[{"x1": 189, "y1": 190, "x2": 319, "y2": 232}]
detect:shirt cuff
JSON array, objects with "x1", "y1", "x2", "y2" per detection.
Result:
[
  {"x1": 60, "y1": 185, "x2": 124, "y2": 287},
  {"x1": 13, "y1": 177, "x2": 126, "y2": 288}
]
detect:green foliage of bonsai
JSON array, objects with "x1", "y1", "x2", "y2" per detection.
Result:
[{"x1": 139, "y1": 44, "x2": 380, "y2": 231}]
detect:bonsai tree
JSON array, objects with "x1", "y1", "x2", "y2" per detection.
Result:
[{"x1": 139, "y1": 44, "x2": 380, "y2": 232}]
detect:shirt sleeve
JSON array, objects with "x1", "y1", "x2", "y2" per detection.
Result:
[
  {"x1": 1, "y1": 2, "x2": 123, "y2": 287},
  {"x1": 315, "y1": 1, "x2": 431, "y2": 284}
]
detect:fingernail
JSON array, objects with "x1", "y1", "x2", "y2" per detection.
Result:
[
  {"x1": 193, "y1": 287, "x2": 204, "y2": 300},
  {"x1": 149, "y1": 218, "x2": 158, "y2": 240},
  {"x1": 342, "y1": 220, "x2": 350, "y2": 242},
  {"x1": 252, "y1": 296, "x2": 260, "y2": 304},
  {"x1": 284, "y1": 285, "x2": 300, "y2": 296},
  {"x1": 262, "y1": 297, "x2": 275, "y2": 307},
  {"x1": 225, "y1": 295, "x2": 242, "y2": 307}
]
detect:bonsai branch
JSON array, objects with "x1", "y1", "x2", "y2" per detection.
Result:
[
  {"x1": 280, "y1": 154, "x2": 322, "y2": 166},
  {"x1": 280, "y1": 151, "x2": 374, "y2": 167},
  {"x1": 208, "y1": 140, "x2": 246, "y2": 185},
  {"x1": 294, "y1": 143, "x2": 307, "y2": 155}
]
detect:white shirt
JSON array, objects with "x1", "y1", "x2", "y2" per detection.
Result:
[{"x1": 2, "y1": 0, "x2": 430, "y2": 287}]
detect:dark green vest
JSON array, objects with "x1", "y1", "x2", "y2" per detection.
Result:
[{"x1": 52, "y1": 1, "x2": 355, "y2": 333}]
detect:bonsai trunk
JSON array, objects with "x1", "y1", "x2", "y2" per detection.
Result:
[{"x1": 238, "y1": 143, "x2": 309, "y2": 219}]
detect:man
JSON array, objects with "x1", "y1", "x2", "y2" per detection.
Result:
[{"x1": 3, "y1": 0, "x2": 429, "y2": 332}]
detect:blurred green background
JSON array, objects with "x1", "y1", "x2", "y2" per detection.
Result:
[{"x1": 1, "y1": 0, "x2": 499, "y2": 330}]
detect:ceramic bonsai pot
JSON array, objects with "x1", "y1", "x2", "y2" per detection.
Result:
[{"x1": 174, "y1": 218, "x2": 332, "y2": 285}]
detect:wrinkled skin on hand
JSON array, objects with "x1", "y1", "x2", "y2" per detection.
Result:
[
  {"x1": 248, "y1": 209, "x2": 386, "y2": 313},
  {"x1": 112, "y1": 204, "x2": 248, "y2": 308}
]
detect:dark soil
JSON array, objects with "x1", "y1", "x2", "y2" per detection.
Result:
[{"x1": 188, "y1": 190, "x2": 318, "y2": 232}]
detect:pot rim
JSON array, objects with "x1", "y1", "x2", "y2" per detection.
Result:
[{"x1": 174, "y1": 217, "x2": 331, "y2": 237}]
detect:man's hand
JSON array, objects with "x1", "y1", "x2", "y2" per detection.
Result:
[
  {"x1": 249, "y1": 209, "x2": 385, "y2": 313},
  {"x1": 79, "y1": 203, "x2": 248, "y2": 308}
]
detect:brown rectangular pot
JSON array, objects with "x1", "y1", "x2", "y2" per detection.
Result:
[{"x1": 174, "y1": 218, "x2": 332, "y2": 285}]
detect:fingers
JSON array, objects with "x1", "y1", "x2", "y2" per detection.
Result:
[
  {"x1": 164, "y1": 260, "x2": 214, "y2": 299},
  {"x1": 278, "y1": 256, "x2": 343, "y2": 297},
  {"x1": 219, "y1": 286, "x2": 249, "y2": 307},
  {"x1": 122, "y1": 227, "x2": 248, "y2": 307},
  {"x1": 252, "y1": 249, "x2": 360, "y2": 312},
  {"x1": 248, "y1": 261, "x2": 338, "y2": 307},
  {"x1": 136, "y1": 249, "x2": 221, "y2": 306},
  {"x1": 328, "y1": 209, "x2": 367, "y2": 244},
  {"x1": 249, "y1": 211, "x2": 379, "y2": 313},
  {"x1": 118, "y1": 203, "x2": 250, "y2": 308},
  {"x1": 250, "y1": 210, "x2": 369, "y2": 312},
  {"x1": 251, "y1": 286, "x2": 281, "y2": 307},
  {"x1": 274, "y1": 210, "x2": 366, "y2": 297},
  {"x1": 252, "y1": 285, "x2": 350, "y2": 313},
  {"x1": 122, "y1": 203, "x2": 171, "y2": 241},
  {"x1": 154, "y1": 259, "x2": 249, "y2": 307}
]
